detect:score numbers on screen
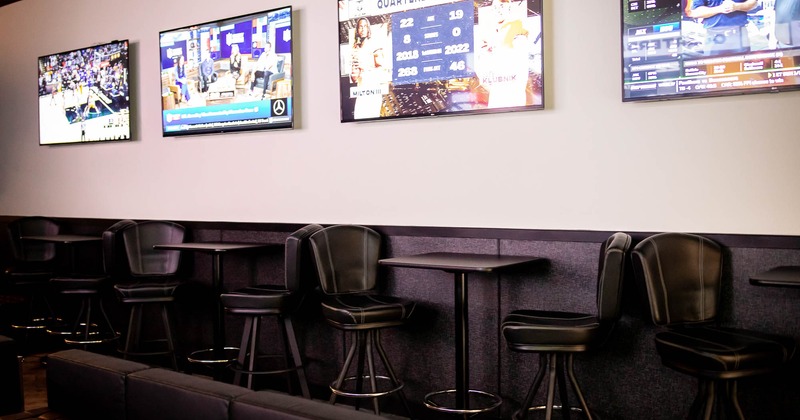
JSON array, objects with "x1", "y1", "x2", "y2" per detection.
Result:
[{"x1": 391, "y1": 1, "x2": 474, "y2": 85}]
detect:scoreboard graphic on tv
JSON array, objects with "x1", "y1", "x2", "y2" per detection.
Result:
[{"x1": 338, "y1": 0, "x2": 544, "y2": 122}]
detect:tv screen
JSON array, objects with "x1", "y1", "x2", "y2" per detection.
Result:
[
  {"x1": 38, "y1": 40, "x2": 131, "y2": 145},
  {"x1": 337, "y1": 0, "x2": 544, "y2": 122},
  {"x1": 622, "y1": 0, "x2": 800, "y2": 101},
  {"x1": 159, "y1": 6, "x2": 293, "y2": 136}
]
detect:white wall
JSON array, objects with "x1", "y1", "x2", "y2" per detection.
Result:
[{"x1": 1, "y1": 0, "x2": 799, "y2": 235}]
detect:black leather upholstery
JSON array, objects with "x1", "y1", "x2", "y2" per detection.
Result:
[
  {"x1": 46, "y1": 349, "x2": 388, "y2": 420},
  {"x1": 6, "y1": 216, "x2": 59, "y2": 267},
  {"x1": 47, "y1": 349, "x2": 150, "y2": 420},
  {"x1": 113, "y1": 220, "x2": 184, "y2": 303},
  {"x1": 308, "y1": 225, "x2": 413, "y2": 416},
  {"x1": 0, "y1": 336, "x2": 23, "y2": 416},
  {"x1": 320, "y1": 294, "x2": 414, "y2": 329},
  {"x1": 220, "y1": 224, "x2": 323, "y2": 393},
  {"x1": 502, "y1": 232, "x2": 632, "y2": 420},
  {"x1": 632, "y1": 232, "x2": 797, "y2": 419},
  {"x1": 221, "y1": 223, "x2": 324, "y2": 315},
  {"x1": 121, "y1": 220, "x2": 184, "y2": 277},
  {"x1": 310, "y1": 225, "x2": 380, "y2": 295},
  {"x1": 309, "y1": 225, "x2": 416, "y2": 329},
  {"x1": 127, "y1": 368, "x2": 252, "y2": 420}
]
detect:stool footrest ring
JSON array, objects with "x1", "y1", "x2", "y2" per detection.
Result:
[
  {"x1": 64, "y1": 332, "x2": 120, "y2": 345},
  {"x1": 330, "y1": 375, "x2": 404, "y2": 399},
  {"x1": 424, "y1": 389, "x2": 502, "y2": 415},
  {"x1": 229, "y1": 354, "x2": 302, "y2": 376}
]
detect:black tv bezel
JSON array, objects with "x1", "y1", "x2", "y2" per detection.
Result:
[
  {"x1": 158, "y1": 6, "x2": 294, "y2": 137},
  {"x1": 336, "y1": 0, "x2": 545, "y2": 123},
  {"x1": 620, "y1": 1, "x2": 800, "y2": 103},
  {"x1": 37, "y1": 39, "x2": 132, "y2": 146}
]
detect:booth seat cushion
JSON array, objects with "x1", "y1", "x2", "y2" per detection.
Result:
[
  {"x1": 46, "y1": 349, "x2": 151, "y2": 420},
  {"x1": 0, "y1": 336, "x2": 23, "y2": 416},
  {"x1": 230, "y1": 390, "x2": 389, "y2": 420},
  {"x1": 126, "y1": 368, "x2": 251, "y2": 420}
]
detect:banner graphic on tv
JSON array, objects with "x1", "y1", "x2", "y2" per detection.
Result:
[
  {"x1": 159, "y1": 7, "x2": 293, "y2": 136},
  {"x1": 622, "y1": 0, "x2": 800, "y2": 101},
  {"x1": 38, "y1": 40, "x2": 131, "y2": 145},
  {"x1": 337, "y1": 0, "x2": 544, "y2": 122}
]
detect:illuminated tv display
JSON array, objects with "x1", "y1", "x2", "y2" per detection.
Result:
[
  {"x1": 337, "y1": 0, "x2": 544, "y2": 123},
  {"x1": 38, "y1": 40, "x2": 131, "y2": 145},
  {"x1": 159, "y1": 6, "x2": 293, "y2": 136},
  {"x1": 622, "y1": 0, "x2": 800, "y2": 101}
]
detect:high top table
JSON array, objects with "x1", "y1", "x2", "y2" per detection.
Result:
[
  {"x1": 378, "y1": 252, "x2": 545, "y2": 417},
  {"x1": 749, "y1": 266, "x2": 800, "y2": 288},
  {"x1": 20, "y1": 234, "x2": 102, "y2": 332},
  {"x1": 153, "y1": 242, "x2": 281, "y2": 367},
  {"x1": 22, "y1": 234, "x2": 102, "y2": 274}
]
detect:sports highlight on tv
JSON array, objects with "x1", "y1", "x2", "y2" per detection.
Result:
[
  {"x1": 338, "y1": 0, "x2": 544, "y2": 122},
  {"x1": 38, "y1": 40, "x2": 131, "y2": 145},
  {"x1": 159, "y1": 7, "x2": 293, "y2": 136}
]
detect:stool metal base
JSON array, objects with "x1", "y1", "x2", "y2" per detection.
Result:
[
  {"x1": 187, "y1": 347, "x2": 239, "y2": 364},
  {"x1": 424, "y1": 389, "x2": 502, "y2": 415}
]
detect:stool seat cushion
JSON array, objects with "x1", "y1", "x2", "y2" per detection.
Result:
[
  {"x1": 321, "y1": 293, "x2": 415, "y2": 329},
  {"x1": 502, "y1": 310, "x2": 611, "y2": 352},
  {"x1": 655, "y1": 326, "x2": 797, "y2": 379},
  {"x1": 114, "y1": 281, "x2": 180, "y2": 301},
  {"x1": 221, "y1": 285, "x2": 298, "y2": 314},
  {"x1": 51, "y1": 275, "x2": 108, "y2": 294}
]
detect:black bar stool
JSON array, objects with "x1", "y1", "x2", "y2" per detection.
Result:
[
  {"x1": 308, "y1": 225, "x2": 414, "y2": 417},
  {"x1": 114, "y1": 221, "x2": 185, "y2": 370},
  {"x1": 220, "y1": 224, "x2": 322, "y2": 394},
  {"x1": 502, "y1": 232, "x2": 631, "y2": 420}
]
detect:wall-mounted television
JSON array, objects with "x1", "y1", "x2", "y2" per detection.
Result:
[
  {"x1": 622, "y1": 0, "x2": 800, "y2": 101},
  {"x1": 38, "y1": 40, "x2": 131, "y2": 145},
  {"x1": 159, "y1": 6, "x2": 293, "y2": 136},
  {"x1": 337, "y1": 0, "x2": 544, "y2": 123}
]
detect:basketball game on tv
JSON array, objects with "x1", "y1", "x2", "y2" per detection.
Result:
[
  {"x1": 622, "y1": 0, "x2": 800, "y2": 101},
  {"x1": 159, "y1": 6, "x2": 293, "y2": 136},
  {"x1": 337, "y1": 0, "x2": 544, "y2": 123},
  {"x1": 37, "y1": 40, "x2": 131, "y2": 145}
]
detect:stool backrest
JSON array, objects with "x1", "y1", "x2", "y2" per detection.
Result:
[
  {"x1": 284, "y1": 224, "x2": 324, "y2": 292},
  {"x1": 308, "y1": 225, "x2": 380, "y2": 295},
  {"x1": 7, "y1": 216, "x2": 60, "y2": 263},
  {"x1": 122, "y1": 221, "x2": 185, "y2": 277},
  {"x1": 102, "y1": 220, "x2": 137, "y2": 279},
  {"x1": 632, "y1": 232, "x2": 722, "y2": 326},
  {"x1": 596, "y1": 232, "x2": 632, "y2": 322}
]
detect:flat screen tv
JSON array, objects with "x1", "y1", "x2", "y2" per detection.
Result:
[
  {"x1": 38, "y1": 40, "x2": 131, "y2": 145},
  {"x1": 337, "y1": 0, "x2": 544, "y2": 122},
  {"x1": 622, "y1": 0, "x2": 800, "y2": 101},
  {"x1": 159, "y1": 6, "x2": 293, "y2": 136}
]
